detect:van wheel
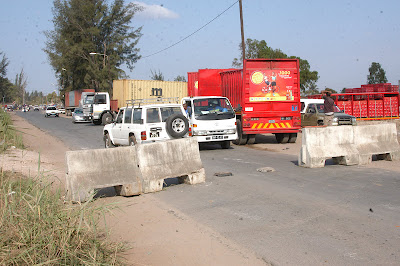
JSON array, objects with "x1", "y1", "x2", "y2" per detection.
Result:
[
  {"x1": 104, "y1": 133, "x2": 114, "y2": 148},
  {"x1": 129, "y1": 135, "x2": 137, "y2": 146},
  {"x1": 166, "y1": 114, "x2": 189, "y2": 139}
]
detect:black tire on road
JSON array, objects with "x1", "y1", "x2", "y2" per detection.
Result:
[
  {"x1": 288, "y1": 133, "x2": 297, "y2": 143},
  {"x1": 102, "y1": 113, "x2": 113, "y2": 125},
  {"x1": 129, "y1": 135, "x2": 137, "y2": 146},
  {"x1": 275, "y1": 133, "x2": 290, "y2": 144},
  {"x1": 233, "y1": 119, "x2": 247, "y2": 145},
  {"x1": 247, "y1": 134, "x2": 256, "y2": 145},
  {"x1": 165, "y1": 114, "x2": 189, "y2": 139},
  {"x1": 104, "y1": 133, "x2": 114, "y2": 148},
  {"x1": 221, "y1": 140, "x2": 231, "y2": 149}
]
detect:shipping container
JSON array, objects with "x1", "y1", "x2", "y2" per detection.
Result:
[
  {"x1": 220, "y1": 59, "x2": 301, "y2": 144},
  {"x1": 187, "y1": 72, "x2": 199, "y2": 97},
  {"x1": 113, "y1": 79, "x2": 188, "y2": 109}
]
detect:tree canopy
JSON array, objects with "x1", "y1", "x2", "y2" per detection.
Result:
[
  {"x1": 0, "y1": 51, "x2": 21, "y2": 104},
  {"x1": 367, "y1": 62, "x2": 388, "y2": 84},
  {"x1": 44, "y1": 0, "x2": 143, "y2": 96},
  {"x1": 232, "y1": 39, "x2": 319, "y2": 93}
]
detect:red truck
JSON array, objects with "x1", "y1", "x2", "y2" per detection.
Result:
[
  {"x1": 64, "y1": 89, "x2": 95, "y2": 116},
  {"x1": 189, "y1": 59, "x2": 301, "y2": 144}
]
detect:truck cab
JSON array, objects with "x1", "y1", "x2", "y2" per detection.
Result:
[
  {"x1": 182, "y1": 96, "x2": 237, "y2": 149},
  {"x1": 83, "y1": 92, "x2": 114, "y2": 125}
]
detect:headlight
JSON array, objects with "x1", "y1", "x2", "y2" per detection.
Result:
[
  {"x1": 226, "y1": 128, "x2": 236, "y2": 134},
  {"x1": 193, "y1": 130, "x2": 208, "y2": 136},
  {"x1": 351, "y1": 117, "x2": 357, "y2": 125},
  {"x1": 332, "y1": 117, "x2": 338, "y2": 122}
]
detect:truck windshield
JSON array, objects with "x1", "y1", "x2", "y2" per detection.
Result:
[
  {"x1": 315, "y1": 104, "x2": 341, "y2": 113},
  {"x1": 193, "y1": 98, "x2": 235, "y2": 120},
  {"x1": 84, "y1": 95, "x2": 94, "y2": 104}
]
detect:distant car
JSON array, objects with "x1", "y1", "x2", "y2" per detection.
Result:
[
  {"x1": 58, "y1": 108, "x2": 65, "y2": 114},
  {"x1": 45, "y1": 106, "x2": 59, "y2": 117},
  {"x1": 7, "y1": 106, "x2": 13, "y2": 111},
  {"x1": 72, "y1": 108, "x2": 89, "y2": 123},
  {"x1": 34, "y1": 105, "x2": 40, "y2": 111},
  {"x1": 300, "y1": 99, "x2": 357, "y2": 126}
]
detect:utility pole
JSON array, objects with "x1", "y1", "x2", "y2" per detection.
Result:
[{"x1": 239, "y1": 0, "x2": 245, "y2": 64}]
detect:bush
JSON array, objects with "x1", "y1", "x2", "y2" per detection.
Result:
[{"x1": 0, "y1": 109, "x2": 24, "y2": 152}]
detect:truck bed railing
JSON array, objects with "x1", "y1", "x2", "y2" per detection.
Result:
[{"x1": 126, "y1": 97, "x2": 180, "y2": 107}]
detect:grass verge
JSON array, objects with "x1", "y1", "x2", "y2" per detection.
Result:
[
  {"x1": 0, "y1": 171, "x2": 126, "y2": 265},
  {"x1": 0, "y1": 109, "x2": 24, "y2": 152}
]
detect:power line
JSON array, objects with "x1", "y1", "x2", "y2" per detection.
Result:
[{"x1": 142, "y1": 1, "x2": 239, "y2": 59}]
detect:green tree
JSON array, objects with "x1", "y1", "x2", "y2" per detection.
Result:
[
  {"x1": 0, "y1": 51, "x2": 14, "y2": 104},
  {"x1": 150, "y1": 69, "x2": 164, "y2": 81},
  {"x1": 341, "y1": 88, "x2": 347, "y2": 93},
  {"x1": 232, "y1": 38, "x2": 319, "y2": 93},
  {"x1": 14, "y1": 69, "x2": 28, "y2": 104},
  {"x1": 44, "y1": 0, "x2": 143, "y2": 96},
  {"x1": 367, "y1": 62, "x2": 388, "y2": 84},
  {"x1": 174, "y1": 75, "x2": 186, "y2": 82}
]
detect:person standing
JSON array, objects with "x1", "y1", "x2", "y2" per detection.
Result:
[{"x1": 322, "y1": 90, "x2": 335, "y2": 126}]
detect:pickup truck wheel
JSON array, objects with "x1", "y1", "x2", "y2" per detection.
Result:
[
  {"x1": 104, "y1": 133, "x2": 114, "y2": 148},
  {"x1": 102, "y1": 113, "x2": 113, "y2": 125},
  {"x1": 166, "y1": 114, "x2": 189, "y2": 139},
  {"x1": 221, "y1": 141, "x2": 231, "y2": 149},
  {"x1": 288, "y1": 133, "x2": 297, "y2": 143},
  {"x1": 129, "y1": 135, "x2": 137, "y2": 146},
  {"x1": 233, "y1": 119, "x2": 247, "y2": 145}
]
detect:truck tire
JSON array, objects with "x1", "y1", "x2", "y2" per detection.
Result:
[
  {"x1": 233, "y1": 119, "x2": 247, "y2": 145},
  {"x1": 275, "y1": 133, "x2": 289, "y2": 144},
  {"x1": 129, "y1": 135, "x2": 137, "y2": 146},
  {"x1": 288, "y1": 133, "x2": 297, "y2": 143},
  {"x1": 247, "y1": 134, "x2": 256, "y2": 145},
  {"x1": 102, "y1": 113, "x2": 113, "y2": 125},
  {"x1": 104, "y1": 133, "x2": 115, "y2": 148},
  {"x1": 165, "y1": 114, "x2": 189, "y2": 139},
  {"x1": 93, "y1": 119, "x2": 102, "y2": 125},
  {"x1": 221, "y1": 140, "x2": 231, "y2": 149}
]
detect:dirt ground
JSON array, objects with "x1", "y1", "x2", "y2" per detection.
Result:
[{"x1": 1, "y1": 113, "x2": 399, "y2": 265}]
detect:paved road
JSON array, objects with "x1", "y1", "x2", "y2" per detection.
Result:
[{"x1": 17, "y1": 110, "x2": 400, "y2": 265}]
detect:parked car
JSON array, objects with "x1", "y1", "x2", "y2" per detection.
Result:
[
  {"x1": 103, "y1": 102, "x2": 189, "y2": 148},
  {"x1": 300, "y1": 99, "x2": 357, "y2": 126},
  {"x1": 45, "y1": 106, "x2": 59, "y2": 117},
  {"x1": 72, "y1": 108, "x2": 90, "y2": 123},
  {"x1": 58, "y1": 108, "x2": 65, "y2": 114},
  {"x1": 33, "y1": 105, "x2": 40, "y2": 111}
]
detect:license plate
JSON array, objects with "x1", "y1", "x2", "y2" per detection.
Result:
[
  {"x1": 269, "y1": 120, "x2": 275, "y2": 123},
  {"x1": 212, "y1": 135, "x2": 223, "y2": 139},
  {"x1": 150, "y1": 132, "x2": 160, "y2": 138}
]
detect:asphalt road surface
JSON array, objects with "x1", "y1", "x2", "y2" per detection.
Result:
[{"x1": 18, "y1": 110, "x2": 400, "y2": 265}]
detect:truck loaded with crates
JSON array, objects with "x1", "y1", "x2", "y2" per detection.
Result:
[{"x1": 188, "y1": 59, "x2": 302, "y2": 144}]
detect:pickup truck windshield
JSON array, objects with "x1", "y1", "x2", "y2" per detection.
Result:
[
  {"x1": 314, "y1": 104, "x2": 341, "y2": 113},
  {"x1": 193, "y1": 98, "x2": 235, "y2": 120}
]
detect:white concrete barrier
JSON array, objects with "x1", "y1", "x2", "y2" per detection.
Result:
[
  {"x1": 66, "y1": 138, "x2": 205, "y2": 202},
  {"x1": 299, "y1": 123, "x2": 400, "y2": 168}
]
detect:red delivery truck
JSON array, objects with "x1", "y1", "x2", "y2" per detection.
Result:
[
  {"x1": 220, "y1": 59, "x2": 301, "y2": 144},
  {"x1": 64, "y1": 89, "x2": 95, "y2": 116}
]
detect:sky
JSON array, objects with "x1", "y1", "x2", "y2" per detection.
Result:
[{"x1": 0, "y1": 0, "x2": 399, "y2": 95}]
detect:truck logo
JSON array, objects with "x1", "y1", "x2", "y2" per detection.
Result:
[
  {"x1": 250, "y1": 71, "x2": 264, "y2": 85},
  {"x1": 151, "y1": 88, "x2": 163, "y2": 97}
]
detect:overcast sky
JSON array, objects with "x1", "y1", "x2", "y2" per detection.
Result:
[{"x1": 0, "y1": 0, "x2": 399, "y2": 95}]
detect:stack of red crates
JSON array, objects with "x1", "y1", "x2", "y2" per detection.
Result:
[
  {"x1": 337, "y1": 101, "x2": 353, "y2": 115},
  {"x1": 352, "y1": 100, "x2": 368, "y2": 117},
  {"x1": 384, "y1": 97, "x2": 399, "y2": 117},
  {"x1": 368, "y1": 100, "x2": 384, "y2": 117}
]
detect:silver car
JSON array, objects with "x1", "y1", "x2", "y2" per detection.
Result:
[{"x1": 72, "y1": 108, "x2": 89, "y2": 123}]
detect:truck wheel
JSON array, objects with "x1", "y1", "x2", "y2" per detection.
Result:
[
  {"x1": 275, "y1": 133, "x2": 289, "y2": 144},
  {"x1": 221, "y1": 141, "x2": 231, "y2": 149},
  {"x1": 288, "y1": 133, "x2": 297, "y2": 143},
  {"x1": 129, "y1": 135, "x2": 137, "y2": 146},
  {"x1": 233, "y1": 119, "x2": 247, "y2": 145},
  {"x1": 247, "y1": 134, "x2": 256, "y2": 145},
  {"x1": 93, "y1": 119, "x2": 102, "y2": 125},
  {"x1": 102, "y1": 113, "x2": 113, "y2": 125},
  {"x1": 104, "y1": 133, "x2": 115, "y2": 148},
  {"x1": 166, "y1": 114, "x2": 189, "y2": 139}
]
